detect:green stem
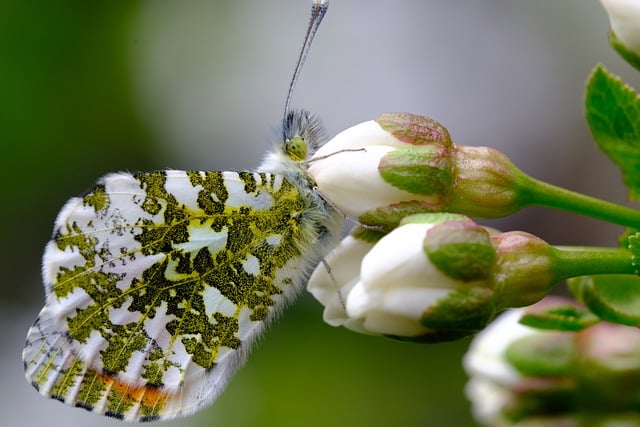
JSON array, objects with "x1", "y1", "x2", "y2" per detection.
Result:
[
  {"x1": 520, "y1": 175, "x2": 640, "y2": 229},
  {"x1": 551, "y1": 246, "x2": 636, "y2": 280}
]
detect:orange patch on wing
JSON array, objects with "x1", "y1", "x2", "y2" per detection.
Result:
[{"x1": 98, "y1": 372, "x2": 170, "y2": 410}]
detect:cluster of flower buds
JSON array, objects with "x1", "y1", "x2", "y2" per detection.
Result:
[
  {"x1": 302, "y1": 1, "x2": 640, "y2": 424},
  {"x1": 464, "y1": 298, "x2": 640, "y2": 426},
  {"x1": 307, "y1": 113, "x2": 635, "y2": 342}
]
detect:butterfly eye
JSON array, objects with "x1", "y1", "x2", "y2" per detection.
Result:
[{"x1": 285, "y1": 135, "x2": 308, "y2": 161}]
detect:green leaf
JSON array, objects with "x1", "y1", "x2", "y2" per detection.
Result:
[
  {"x1": 610, "y1": 31, "x2": 640, "y2": 72},
  {"x1": 585, "y1": 64, "x2": 640, "y2": 200},
  {"x1": 568, "y1": 275, "x2": 640, "y2": 326},
  {"x1": 519, "y1": 304, "x2": 599, "y2": 332}
]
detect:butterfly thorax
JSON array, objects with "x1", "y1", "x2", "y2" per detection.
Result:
[{"x1": 259, "y1": 108, "x2": 341, "y2": 259}]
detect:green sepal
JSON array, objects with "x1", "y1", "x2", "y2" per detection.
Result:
[
  {"x1": 358, "y1": 201, "x2": 440, "y2": 231},
  {"x1": 585, "y1": 64, "x2": 640, "y2": 200},
  {"x1": 568, "y1": 275, "x2": 640, "y2": 326},
  {"x1": 519, "y1": 305, "x2": 599, "y2": 332},
  {"x1": 384, "y1": 329, "x2": 473, "y2": 344},
  {"x1": 420, "y1": 287, "x2": 495, "y2": 336},
  {"x1": 610, "y1": 31, "x2": 640, "y2": 72},
  {"x1": 378, "y1": 147, "x2": 453, "y2": 196},
  {"x1": 423, "y1": 219, "x2": 496, "y2": 281},
  {"x1": 349, "y1": 225, "x2": 387, "y2": 244},
  {"x1": 375, "y1": 112, "x2": 452, "y2": 147},
  {"x1": 505, "y1": 333, "x2": 575, "y2": 377}
]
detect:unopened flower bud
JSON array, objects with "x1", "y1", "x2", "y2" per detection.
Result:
[
  {"x1": 308, "y1": 113, "x2": 453, "y2": 228},
  {"x1": 600, "y1": 0, "x2": 640, "y2": 69},
  {"x1": 491, "y1": 232, "x2": 555, "y2": 308},
  {"x1": 447, "y1": 146, "x2": 526, "y2": 219},
  {"x1": 465, "y1": 298, "x2": 640, "y2": 426},
  {"x1": 308, "y1": 214, "x2": 572, "y2": 342},
  {"x1": 345, "y1": 214, "x2": 492, "y2": 340},
  {"x1": 308, "y1": 113, "x2": 528, "y2": 229}
]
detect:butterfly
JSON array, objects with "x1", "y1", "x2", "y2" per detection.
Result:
[{"x1": 22, "y1": 0, "x2": 339, "y2": 422}]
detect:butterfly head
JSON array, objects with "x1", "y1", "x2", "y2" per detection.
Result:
[{"x1": 281, "y1": 109, "x2": 326, "y2": 162}]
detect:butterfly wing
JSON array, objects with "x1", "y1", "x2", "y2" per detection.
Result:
[{"x1": 23, "y1": 170, "x2": 321, "y2": 421}]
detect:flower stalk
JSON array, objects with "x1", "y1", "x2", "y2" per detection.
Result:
[
  {"x1": 550, "y1": 246, "x2": 636, "y2": 279},
  {"x1": 518, "y1": 175, "x2": 640, "y2": 229}
]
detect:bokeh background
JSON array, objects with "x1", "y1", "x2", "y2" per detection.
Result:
[{"x1": 1, "y1": 1, "x2": 636, "y2": 426}]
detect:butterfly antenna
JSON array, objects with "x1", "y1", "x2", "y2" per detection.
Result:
[{"x1": 283, "y1": 0, "x2": 329, "y2": 118}]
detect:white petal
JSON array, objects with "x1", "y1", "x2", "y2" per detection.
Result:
[
  {"x1": 601, "y1": 0, "x2": 640, "y2": 53},
  {"x1": 309, "y1": 145, "x2": 435, "y2": 219},
  {"x1": 309, "y1": 120, "x2": 443, "y2": 219},
  {"x1": 464, "y1": 377, "x2": 512, "y2": 427},
  {"x1": 380, "y1": 287, "x2": 453, "y2": 320},
  {"x1": 307, "y1": 236, "x2": 374, "y2": 327},
  {"x1": 463, "y1": 310, "x2": 532, "y2": 387},
  {"x1": 340, "y1": 317, "x2": 377, "y2": 336},
  {"x1": 361, "y1": 310, "x2": 431, "y2": 337},
  {"x1": 344, "y1": 280, "x2": 377, "y2": 318},
  {"x1": 361, "y1": 223, "x2": 462, "y2": 292},
  {"x1": 346, "y1": 284, "x2": 448, "y2": 336},
  {"x1": 313, "y1": 120, "x2": 410, "y2": 159}
]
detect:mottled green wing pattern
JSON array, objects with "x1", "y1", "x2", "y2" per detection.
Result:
[{"x1": 23, "y1": 170, "x2": 326, "y2": 421}]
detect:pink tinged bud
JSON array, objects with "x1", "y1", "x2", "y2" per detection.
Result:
[
  {"x1": 581, "y1": 322, "x2": 640, "y2": 372},
  {"x1": 309, "y1": 112, "x2": 530, "y2": 229},
  {"x1": 447, "y1": 146, "x2": 526, "y2": 218},
  {"x1": 491, "y1": 232, "x2": 556, "y2": 308}
]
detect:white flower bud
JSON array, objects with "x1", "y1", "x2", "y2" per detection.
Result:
[
  {"x1": 601, "y1": 0, "x2": 640, "y2": 55},
  {"x1": 346, "y1": 222, "x2": 463, "y2": 337},
  {"x1": 308, "y1": 214, "x2": 503, "y2": 341},
  {"x1": 309, "y1": 136, "x2": 424, "y2": 219},
  {"x1": 308, "y1": 113, "x2": 455, "y2": 228},
  {"x1": 308, "y1": 113, "x2": 531, "y2": 230},
  {"x1": 465, "y1": 298, "x2": 640, "y2": 425},
  {"x1": 463, "y1": 310, "x2": 533, "y2": 427}
]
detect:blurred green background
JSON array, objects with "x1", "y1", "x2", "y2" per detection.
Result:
[{"x1": 1, "y1": 1, "x2": 634, "y2": 426}]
